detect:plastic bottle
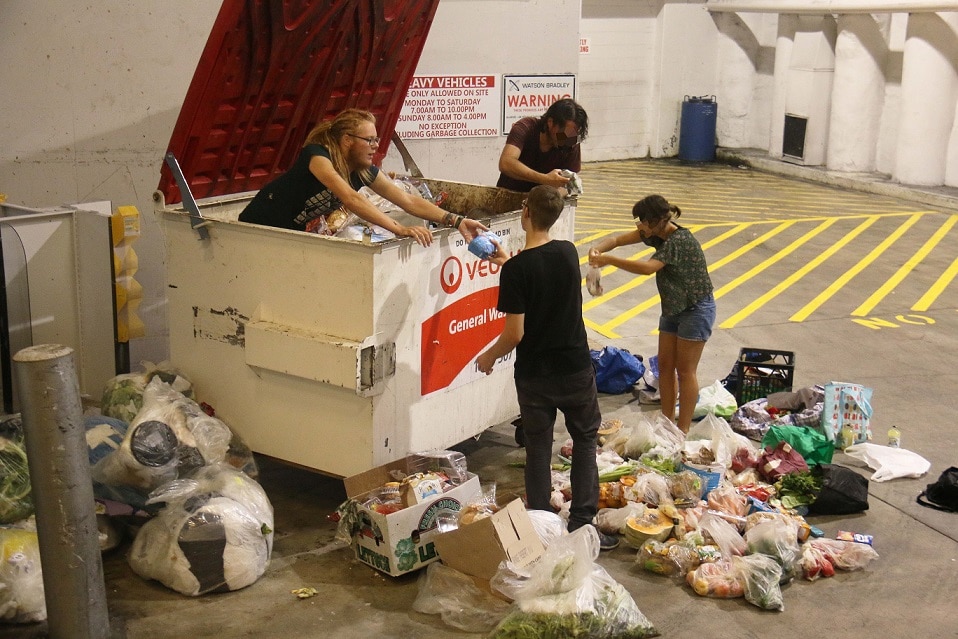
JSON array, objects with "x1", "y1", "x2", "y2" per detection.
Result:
[
  {"x1": 840, "y1": 425, "x2": 854, "y2": 450},
  {"x1": 887, "y1": 425, "x2": 901, "y2": 448}
]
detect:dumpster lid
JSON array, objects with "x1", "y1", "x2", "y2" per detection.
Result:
[{"x1": 157, "y1": 0, "x2": 440, "y2": 204}]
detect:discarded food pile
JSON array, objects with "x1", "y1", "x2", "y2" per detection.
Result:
[
  {"x1": 547, "y1": 407, "x2": 885, "y2": 612},
  {"x1": 0, "y1": 362, "x2": 274, "y2": 625},
  {"x1": 334, "y1": 453, "x2": 660, "y2": 637}
]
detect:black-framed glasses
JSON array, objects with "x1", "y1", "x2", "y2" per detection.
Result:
[{"x1": 347, "y1": 133, "x2": 380, "y2": 147}]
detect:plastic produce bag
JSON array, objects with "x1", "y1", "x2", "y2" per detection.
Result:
[
  {"x1": 413, "y1": 562, "x2": 511, "y2": 633},
  {"x1": 586, "y1": 265, "x2": 604, "y2": 297},
  {"x1": 686, "y1": 560, "x2": 743, "y2": 598},
  {"x1": 0, "y1": 527, "x2": 45, "y2": 623},
  {"x1": 128, "y1": 463, "x2": 274, "y2": 596},
  {"x1": 686, "y1": 413, "x2": 739, "y2": 468},
  {"x1": 732, "y1": 554, "x2": 784, "y2": 611},
  {"x1": 100, "y1": 361, "x2": 195, "y2": 423},
  {"x1": 590, "y1": 347, "x2": 645, "y2": 394},
  {"x1": 93, "y1": 378, "x2": 232, "y2": 492},
  {"x1": 490, "y1": 527, "x2": 659, "y2": 638},
  {"x1": 693, "y1": 380, "x2": 738, "y2": 419},
  {"x1": 698, "y1": 512, "x2": 746, "y2": 558},
  {"x1": 0, "y1": 420, "x2": 33, "y2": 524},
  {"x1": 744, "y1": 517, "x2": 800, "y2": 581},
  {"x1": 844, "y1": 443, "x2": 931, "y2": 482}
]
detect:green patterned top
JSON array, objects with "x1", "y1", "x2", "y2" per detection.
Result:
[{"x1": 648, "y1": 225, "x2": 713, "y2": 316}]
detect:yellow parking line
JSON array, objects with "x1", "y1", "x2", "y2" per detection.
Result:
[
  {"x1": 790, "y1": 212, "x2": 923, "y2": 322},
  {"x1": 720, "y1": 217, "x2": 854, "y2": 328},
  {"x1": 854, "y1": 214, "x2": 958, "y2": 315},
  {"x1": 590, "y1": 223, "x2": 761, "y2": 331},
  {"x1": 913, "y1": 254, "x2": 958, "y2": 311}
]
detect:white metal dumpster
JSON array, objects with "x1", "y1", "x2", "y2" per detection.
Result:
[
  {"x1": 154, "y1": 1, "x2": 576, "y2": 476},
  {"x1": 158, "y1": 184, "x2": 574, "y2": 476}
]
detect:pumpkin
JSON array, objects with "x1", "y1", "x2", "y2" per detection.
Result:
[{"x1": 624, "y1": 508, "x2": 674, "y2": 549}]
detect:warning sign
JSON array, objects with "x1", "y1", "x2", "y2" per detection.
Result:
[
  {"x1": 395, "y1": 75, "x2": 501, "y2": 140},
  {"x1": 502, "y1": 74, "x2": 576, "y2": 132}
]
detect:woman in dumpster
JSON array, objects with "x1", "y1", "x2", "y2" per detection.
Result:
[
  {"x1": 588, "y1": 195, "x2": 715, "y2": 434},
  {"x1": 238, "y1": 108, "x2": 487, "y2": 245}
]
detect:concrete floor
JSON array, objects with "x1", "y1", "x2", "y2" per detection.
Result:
[{"x1": 9, "y1": 154, "x2": 958, "y2": 638}]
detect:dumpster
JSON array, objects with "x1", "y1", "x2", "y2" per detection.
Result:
[
  {"x1": 154, "y1": 1, "x2": 576, "y2": 477},
  {"x1": 678, "y1": 95, "x2": 718, "y2": 162}
]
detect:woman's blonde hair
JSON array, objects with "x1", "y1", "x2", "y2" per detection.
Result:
[{"x1": 304, "y1": 108, "x2": 376, "y2": 182}]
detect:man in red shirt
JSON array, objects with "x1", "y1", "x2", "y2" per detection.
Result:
[{"x1": 496, "y1": 98, "x2": 589, "y2": 193}]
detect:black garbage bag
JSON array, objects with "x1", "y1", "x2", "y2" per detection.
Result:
[{"x1": 807, "y1": 464, "x2": 869, "y2": 515}]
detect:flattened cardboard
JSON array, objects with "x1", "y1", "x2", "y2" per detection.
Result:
[{"x1": 433, "y1": 498, "x2": 544, "y2": 581}]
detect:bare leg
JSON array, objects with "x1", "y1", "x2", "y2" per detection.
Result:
[
  {"x1": 675, "y1": 337, "x2": 707, "y2": 433},
  {"x1": 657, "y1": 331, "x2": 678, "y2": 424}
]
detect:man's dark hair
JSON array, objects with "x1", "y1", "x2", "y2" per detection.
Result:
[
  {"x1": 540, "y1": 98, "x2": 589, "y2": 140},
  {"x1": 526, "y1": 185, "x2": 564, "y2": 231}
]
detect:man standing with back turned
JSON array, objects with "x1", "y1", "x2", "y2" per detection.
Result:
[{"x1": 476, "y1": 185, "x2": 618, "y2": 551}]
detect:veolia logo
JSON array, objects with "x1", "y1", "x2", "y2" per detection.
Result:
[{"x1": 440, "y1": 256, "x2": 463, "y2": 294}]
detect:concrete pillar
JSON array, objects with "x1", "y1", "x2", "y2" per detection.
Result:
[
  {"x1": 769, "y1": 14, "x2": 799, "y2": 159},
  {"x1": 895, "y1": 12, "x2": 958, "y2": 186},
  {"x1": 827, "y1": 14, "x2": 889, "y2": 172},
  {"x1": 13, "y1": 344, "x2": 110, "y2": 639},
  {"x1": 714, "y1": 12, "x2": 759, "y2": 149}
]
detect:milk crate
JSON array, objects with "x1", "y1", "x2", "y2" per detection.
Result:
[{"x1": 734, "y1": 348, "x2": 795, "y2": 405}]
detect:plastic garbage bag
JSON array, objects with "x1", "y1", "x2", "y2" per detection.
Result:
[
  {"x1": 844, "y1": 443, "x2": 931, "y2": 482},
  {"x1": 693, "y1": 380, "x2": 737, "y2": 419},
  {"x1": 0, "y1": 526, "x2": 45, "y2": 623},
  {"x1": 93, "y1": 378, "x2": 232, "y2": 492},
  {"x1": 128, "y1": 463, "x2": 274, "y2": 596},
  {"x1": 100, "y1": 361, "x2": 195, "y2": 424},
  {"x1": 0, "y1": 417, "x2": 33, "y2": 524},
  {"x1": 585, "y1": 265, "x2": 603, "y2": 297},
  {"x1": 489, "y1": 526, "x2": 659, "y2": 638},
  {"x1": 413, "y1": 562, "x2": 511, "y2": 633}
]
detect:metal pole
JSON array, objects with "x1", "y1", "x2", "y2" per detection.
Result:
[{"x1": 13, "y1": 344, "x2": 110, "y2": 639}]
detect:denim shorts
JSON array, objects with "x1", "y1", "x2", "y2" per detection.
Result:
[{"x1": 659, "y1": 294, "x2": 716, "y2": 342}]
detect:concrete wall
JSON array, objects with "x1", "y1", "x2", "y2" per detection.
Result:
[{"x1": 1, "y1": 0, "x2": 957, "y2": 369}]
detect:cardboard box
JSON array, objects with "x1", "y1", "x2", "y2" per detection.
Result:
[
  {"x1": 433, "y1": 498, "x2": 545, "y2": 581},
  {"x1": 343, "y1": 457, "x2": 481, "y2": 577}
]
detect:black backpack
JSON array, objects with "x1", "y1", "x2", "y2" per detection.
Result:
[{"x1": 917, "y1": 467, "x2": 958, "y2": 513}]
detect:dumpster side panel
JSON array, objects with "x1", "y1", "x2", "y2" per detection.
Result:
[
  {"x1": 163, "y1": 212, "x2": 382, "y2": 475},
  {"x1": 161, "y1": 194, "x2": 575, "y2": 476}
]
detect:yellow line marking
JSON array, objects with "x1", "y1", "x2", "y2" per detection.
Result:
[
  {"x1": 854, "y1": 214, "x2": 958, "y2": 315},
  {"x1": 790, "y1": 212, "x2": 924, "y2": 321},
  {"x1": 913, "y1": 254, "x2": 958, "y2": 311},
  {"x1": 720, "y1": 216, "x2": 858, "y2": 328}
]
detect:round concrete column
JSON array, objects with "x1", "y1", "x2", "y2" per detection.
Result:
[
  {"x1": 827, "y1": 14, "x2": 889, "y2": 172},
  {"x1": 13, "y1": 344, "x2": 110, "y2": 639},
  {"x1": 895, "y1": 12, "x2": 958, "y2": 186},
  {"x1": 769, "y1": 14, "x2": 798, "y2": 159}
]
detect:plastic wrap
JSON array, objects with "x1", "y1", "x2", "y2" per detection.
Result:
[
  {"x1": 413, "y1": 562, "x2": 511, "y2": 633},
  {"x1": 93, "y1": 378, "x2": 232, "y2": 492},
  {"x1": 100, "y1": 361, "x2": 195, "y2": 423},
  {"x1": 733, "y1": 554, "x2": 784, "y2": 611},
  {"x1": 490, "y1": 526, "x2": 659, "y2": 638},
  {"x1": 128, "y1": 463, "x2": 274, "y2": 596},
  {"x1": 0, "y1": 425, "x2": 32, "y2": 525},
  {"x1": 744, "y1": 516, "x2": 801, "y2": 581},
  {"x1": 0, "y1": 526, "x2": 45, "y2": 623}
]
